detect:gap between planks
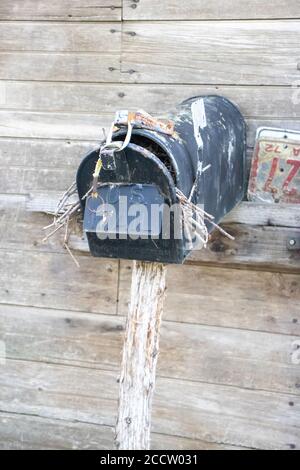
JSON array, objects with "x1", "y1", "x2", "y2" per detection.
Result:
[{"x1": 0, "y1": 79, "x2": 298, "y2": 87}]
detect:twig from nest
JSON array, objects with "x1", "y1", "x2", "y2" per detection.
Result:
[
  {"x1": 55, "y1": 181, "x2": 77, "y2": 216},
  {"x1": 63, "y1": 216, "x2": 80, "y2": 268},
  {"x1": 176, "y1": 188, "x2": 234, "y2": 244},
  {"x1": 42, "y1": 181, "x2": 92, "y2": 267},
  {"x1": 43, "y1": 201, "x2": 81, "y2": 232}
]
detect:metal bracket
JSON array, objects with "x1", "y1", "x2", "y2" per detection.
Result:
[{"x1": 287, "y1": 236, "x2": 300, "y2": 251}]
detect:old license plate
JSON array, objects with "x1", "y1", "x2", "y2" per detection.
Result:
[{"x1": 248, "y1": 128, "x2": 300, "y2": 203}]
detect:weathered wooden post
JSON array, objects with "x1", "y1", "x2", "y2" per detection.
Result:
[{"x1": 115, "y1": 261, "x2": 166, "y2": 450}]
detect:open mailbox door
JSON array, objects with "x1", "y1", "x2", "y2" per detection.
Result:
[{"x1": 77, "y1": 96, "x2": 246, "y2": 264}]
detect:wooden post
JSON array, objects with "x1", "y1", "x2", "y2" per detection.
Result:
[{"x1": 115, "y1": 260, "x2": 167, "y2": 450}]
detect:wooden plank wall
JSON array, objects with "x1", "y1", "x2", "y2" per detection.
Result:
[{"x1": 0, "y1": 1, "x2": 299, "y2": 450}]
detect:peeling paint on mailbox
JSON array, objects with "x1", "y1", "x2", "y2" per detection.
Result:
[{"x1": 248, "y1": 128, "x2": 300, "y2": 204}]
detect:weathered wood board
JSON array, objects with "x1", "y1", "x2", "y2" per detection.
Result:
[
  {"x1": 0, "y1": 22, "x2": 121, "y2": 52},
  {"x1": 0, "y1": 1, "x2": 122, "y2": 22},
  {"x1": 0, "y1": 22, "x2": 121, "y2": 81},
  {"x1": 0, "y1": 83, "x2": 298, "y2": 118},
  {"x1": 189, "y1": 224, "x2": 300, "y2": 272},
  {"x1": 0, "y1": 250, "x2": 119, "y2": 315},
  {"x1": 0, "y1": 412, "x2": 244, "y2": 450},
  {"x1": 121, "y1": 21, "x2": 300, "y2": 85},
  {"x1": 0, "y1": 138, "x2": 98, "y2": 168},
  {"x1": 123, "y1": 0, "x2": 300, "y2": 20},
  {"x1": 0, "y1": 412, "x2": 115, "y2": 450},
  {"x1": 0, "y1": 53, "x2": 120, "y2": 82},
  {"x1": 118, "y1": 263, "x2": 300, "y2": 335}
]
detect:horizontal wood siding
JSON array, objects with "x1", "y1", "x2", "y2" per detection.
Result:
[
  {"x1": 0, "y1": 0, "x2": 299, "y2": 451},
  {"x1": 0, "y1": 1, "x2": 122, "y2": 22},
  {"x1": 1, "y1": 358, "x2": 299, "y2": 450},
  {"x1": 121, "y1": 21, "x2": 300, "y2": 85}
]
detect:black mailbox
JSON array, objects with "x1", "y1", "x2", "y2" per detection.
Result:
[{"x1": 76, "y1": 95, "x2": 246, "y2": 264}]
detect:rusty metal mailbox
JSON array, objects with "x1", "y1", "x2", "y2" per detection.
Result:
[{"x1": 76, "y1": 96, "x2": 246, "y2": 264}]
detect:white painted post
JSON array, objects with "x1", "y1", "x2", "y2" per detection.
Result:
[{"x1": 115, "y1": 260, "x2": 167, "y2": 450}]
